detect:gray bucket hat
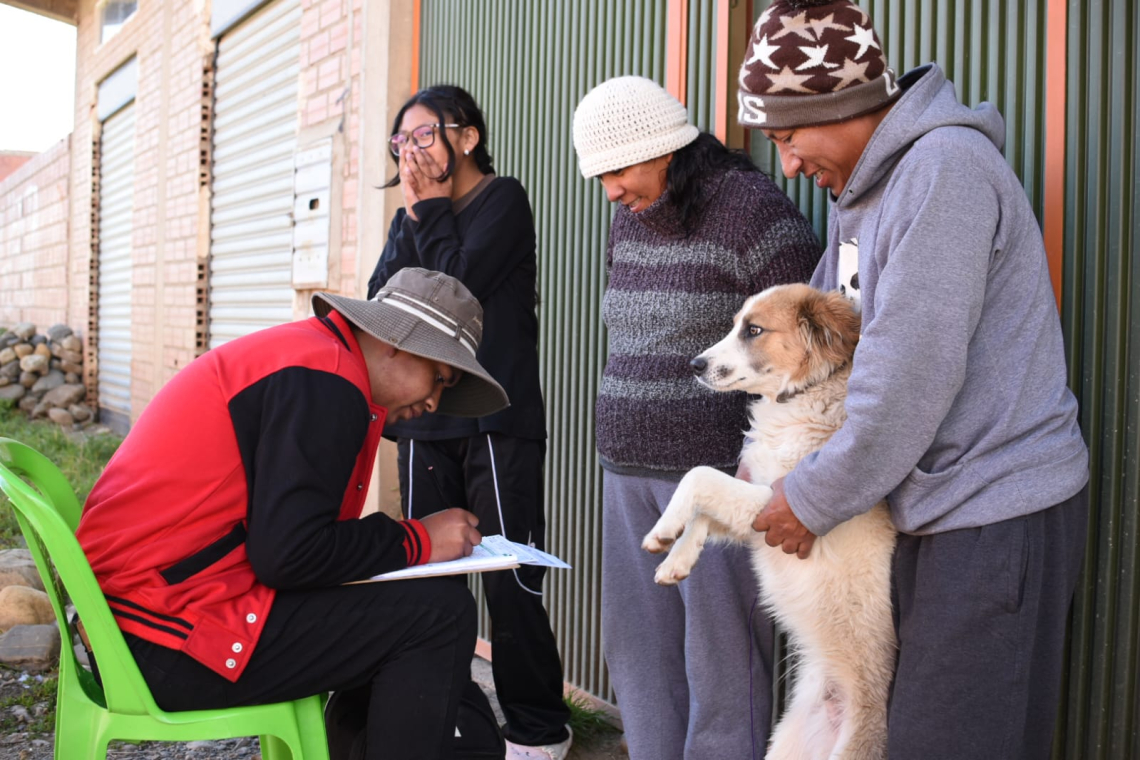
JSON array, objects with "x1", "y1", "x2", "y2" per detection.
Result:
[{"x1": 312, "y1": 268, "x2": 509, "y2": 417}]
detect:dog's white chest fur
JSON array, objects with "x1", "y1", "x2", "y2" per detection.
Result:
[{"x1": 744, "y1": 392, "x2": 847, "y2": 485}]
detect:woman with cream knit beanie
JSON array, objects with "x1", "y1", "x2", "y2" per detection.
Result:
[{"x1": 573, "y1": 76, "x2": 821, "y2": 759}]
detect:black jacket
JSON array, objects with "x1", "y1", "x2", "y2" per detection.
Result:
[{"x1": 368, "y1": 175, "x2": 546, "y2": 441}]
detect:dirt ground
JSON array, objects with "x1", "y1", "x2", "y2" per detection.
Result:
[{"x1": 0, "y1": 656, "x2": 627, "y2": 760}]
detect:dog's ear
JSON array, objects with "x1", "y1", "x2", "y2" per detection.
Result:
[{"x1": 797, "y1": 289, "x2": 861, "y2": 367}]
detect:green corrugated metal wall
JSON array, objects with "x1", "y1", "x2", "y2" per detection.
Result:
[
  {"x1": 420, "y1": 0, "x2": 670, "y2": 701},
  {"x1": 1056, "y1": 1, "x2": 1139, "y2": 757},
  {"x1": 686, "y1": 0, "x2": 719, "y2": 132}
]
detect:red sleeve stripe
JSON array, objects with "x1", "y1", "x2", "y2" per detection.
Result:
[{"x1": 400, "y1": 519, "x2": 431, "y2": 566}]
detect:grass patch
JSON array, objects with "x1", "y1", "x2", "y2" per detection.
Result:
[
  {"x1": 565, "y1": 693, "x2": 620, "y2": 745},
  {"x1": 0, "y1": 403, "x2": 122, "y2": 549},
  {"x1": 0, "y1": 671, "x2": 58, "y2": 734},
  {"x1": 0, "y1": 405, "x2": 120, "y2": 735}
]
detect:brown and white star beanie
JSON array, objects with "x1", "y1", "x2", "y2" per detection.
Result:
[{"x1": 737, "y1": 0, "x2": 901, "y2": 130}]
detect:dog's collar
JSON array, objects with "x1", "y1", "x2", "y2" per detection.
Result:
[{"x1": 774, "y1": 362, "x2": 849, "y2": 404}]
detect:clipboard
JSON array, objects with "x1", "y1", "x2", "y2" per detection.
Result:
[{"x1": 365, "y1": 534, "x2": 570, "y2": 582}]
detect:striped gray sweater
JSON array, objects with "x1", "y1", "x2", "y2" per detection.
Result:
[{"x1": 597, "y1": 169, "x2": 821, "y2": 475}]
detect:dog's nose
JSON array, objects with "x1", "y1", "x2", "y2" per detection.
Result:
[{"x1": 690, "y1": 357, "x2": 707, "y2": 375}]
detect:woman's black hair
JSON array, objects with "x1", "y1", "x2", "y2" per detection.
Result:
[
  {"x1": 383, "y1": 85, "x2": 494, "y2": 188},
  {"x1": 666, "y1": 132, "x2": 760, "y2": 233}
]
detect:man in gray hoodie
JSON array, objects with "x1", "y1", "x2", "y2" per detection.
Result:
[{"x1": 736, "y1": 1, "x2": 1089, "y2": 757}]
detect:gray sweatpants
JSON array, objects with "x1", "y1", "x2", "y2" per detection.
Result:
[
  {"x1": 602, "y1": 470, "x2": 774, "y2": 760},
  {"x1": 888, "y1": 485, "x2": 1088, "y2": 759}
]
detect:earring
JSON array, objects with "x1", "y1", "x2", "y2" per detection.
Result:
[{"x1": 464, "y1": 149, "x2": 470, "y2": 156}]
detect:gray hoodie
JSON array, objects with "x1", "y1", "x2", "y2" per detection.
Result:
[{"x1": 784, "y1": 64, "x2": 1088, "y2": 536}]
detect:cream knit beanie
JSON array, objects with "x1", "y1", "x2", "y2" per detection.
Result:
[{"x1": 573, "y1": 76, "x2": 700, "y2": 178}]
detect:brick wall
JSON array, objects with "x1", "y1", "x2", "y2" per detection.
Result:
[
  {"x1": 0, "y1": 154, "x2": 35, "y2": 183},
  {"x1": 0, "y1": 138, "x2": 72, "y2": 330},
  {"x1": 71, "y1": 0, "x2": 212, "y2": 418},
  {"x1": 47, "y1": 0, "x2": 398, "y2": 426}
]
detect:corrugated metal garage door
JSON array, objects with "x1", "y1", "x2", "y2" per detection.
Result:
[
  {"x1": 208, "y1": 0, "x2": 301, "y2": 348},
  {"x1": 97, "y1": 103, "x2": 136, "y2": 423}
]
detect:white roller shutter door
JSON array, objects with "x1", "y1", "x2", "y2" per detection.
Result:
[
  {"x1": 97, "y1": 103, "x2": 136, "y2": 420},
  {"x1": 208, "y1": 0, "x2": 301, "y2": 348}
]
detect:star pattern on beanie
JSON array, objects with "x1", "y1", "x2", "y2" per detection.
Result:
[
  {"x1": 768, "y1": 67, "x2": 815, "y2": 93},
  {"x1": 845, "y1": 24, "x2": 879, "y2": 59},
  {"x1": 747, "y1": 2, "x2": 876, "y2": 94},
  {"x1": 770, "y1": 11, "x2": 823, "y2": 42},
  {"x1": 798, "y1": 45, "x2": 840, "y2": 70},
  {"x1": 829, "y1": 58, "x2": 871, "y2": 89},
  {"x1": 810, "y1": 12, "x2": 857, "y2": 38},
  {"x1": 737, "y1": 0, "x2": 900, "y2": 130}
]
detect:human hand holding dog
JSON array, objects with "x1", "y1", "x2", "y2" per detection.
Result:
[
  {"x1": 420, "y1": 508, "x2": 482, "y2": 562},
  {"x1": 752, "y1": 477, "x2": 816, "y2": 560}
]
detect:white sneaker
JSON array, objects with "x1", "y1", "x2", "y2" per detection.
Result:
[{"x1": 504, "y1": 726, "x2": 573, "y2": 760}]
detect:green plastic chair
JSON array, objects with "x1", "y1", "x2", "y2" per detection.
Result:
[{"x1": 0, "y1": 437, "x2": 330, "y2": 760}]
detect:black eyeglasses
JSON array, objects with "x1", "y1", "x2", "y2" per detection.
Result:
[{"x1": 388, "y1": 123, "x2": 460, "y2": 157}]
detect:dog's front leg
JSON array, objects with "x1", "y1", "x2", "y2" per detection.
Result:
[
  {"x1": 652, "y1": 514, "x2": 711, "y2": 585},
  {"x1": 642, "y1": 466, "x2": 720, "y2": 554},
  {"x1": 642, "y1": 467, "x2": 773, "y2": 585},
  {"x1": 644, "y1": 466, "x2": 774, "y2": 551}
]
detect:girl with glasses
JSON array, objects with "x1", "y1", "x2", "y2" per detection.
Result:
[{"x1": 364, "y1": 85, "x2": 573, "y2": 760}]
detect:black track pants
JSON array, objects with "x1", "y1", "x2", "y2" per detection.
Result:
[
  {"x1": 398, "y1": 433, "x2": 571, "y2": 746},
  {"x1": 127, "y1": 577, "x2": 477, "y2": 760}
]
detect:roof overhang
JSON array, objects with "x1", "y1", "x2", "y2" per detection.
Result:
[{"x1": 2, "y1": 0, "x2": 77, "y2": 25}]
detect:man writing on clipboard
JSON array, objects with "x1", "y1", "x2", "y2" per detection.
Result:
[{"x1": 77, "y1": 268, "x2": 506, "y2": 760}]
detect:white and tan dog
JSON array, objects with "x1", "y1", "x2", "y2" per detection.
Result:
[{"x1": 642, "y1": 283, "x2": 896, "y2": 760}]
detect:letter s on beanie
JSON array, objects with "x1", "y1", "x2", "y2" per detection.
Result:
[{"x1": 737, "y1": 0, "x2": 900, "y2": 130}]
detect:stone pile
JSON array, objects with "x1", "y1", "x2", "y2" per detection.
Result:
[
  {"x1": 0, "y1": 548, "x2": 59, "y2": 673},
  {"x1": 0, "y1": 549, "x2": 265, "y2": 758},
  {"x1": 0, "y1": 323, "x2": 95, "y2": 430}
]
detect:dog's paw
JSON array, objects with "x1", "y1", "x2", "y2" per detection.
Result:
[
  {"x1": 653, "y1": 556, "x2": 692, "y2": 585},
  {"x1": 652, "y1": 527, "x2": 707, "y2": 585},
  {"x1": 642, "y1": 524, "x2": 684, "y2": 554},
  {"x1": 642, "y1": 512, "x2": 688, "y2": 553}
]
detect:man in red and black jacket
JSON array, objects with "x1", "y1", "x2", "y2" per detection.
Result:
[{"x1": 77, "y1": 268, "x2": 509, "y2": 760}]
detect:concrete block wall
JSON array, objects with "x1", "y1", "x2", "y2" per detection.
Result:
[{"x1": 0, "y1": 138, "x2": 72, "y2": 330}]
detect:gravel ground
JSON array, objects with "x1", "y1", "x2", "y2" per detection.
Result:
[{"x1": 0, "y1": 658, "x2": 626, "y2": 760}]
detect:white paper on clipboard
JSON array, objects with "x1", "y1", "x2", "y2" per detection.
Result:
[
  {"x1": 368, "y1": 534, "x2": 570, "y2": 582},
  {"x1": 480, "y1": 534, "x2": 572, "y2": 569}
]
